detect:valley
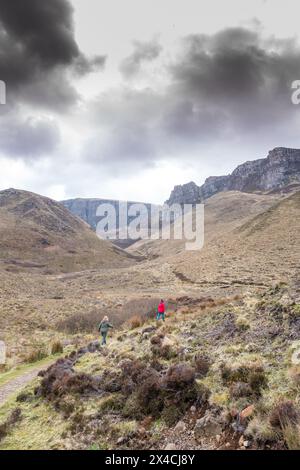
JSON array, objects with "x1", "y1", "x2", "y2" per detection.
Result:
[{"x1": 0, "y1": 147, "x2": 299, "y2": 450}]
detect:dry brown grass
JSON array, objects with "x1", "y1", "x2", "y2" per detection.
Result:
[
  {"x1": 25, "y1": 347, "x2": 48, "y2": 364},
  {"x1": 288, "y1": 366, "x2": 300, "y2": 386},
  {"x1": 282, "y1": 424, "x2": 300, "y2": 450},
  {"x1": 128, "y1": 315, "x2": 145, "y2": 329},
  {"x1": 51, "y1": 341, "x2": 64, "y2": 355},
  {"x1": 56, "y1": 297, "x2": 161, "y2": 334},
  {"x1": 269, "y1": 401, "x2": 299, "y2": 429}
]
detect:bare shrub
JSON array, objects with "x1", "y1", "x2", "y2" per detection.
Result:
[
  {"x1": 51, "y1": 341, "x2": 64, "y2": 355},
  {"x1": 0, "y1": 408, "x2": 22, "y2": 442},
  {"x1": 56, "y1": 297, "x2": 161, "y2": 334},
  {"x1": 124, "y1": 298, "x2": 161, "y2": 320},
  {"x1": 282, "y1": 423, "x2": 300, "y2": 450},
  {"x1": 128, "y1": 315, "x2": 145, "y2": 329},
  {"x1": 121, "y1": 359, "x2": 209, "y2": 426},
  {"x1": 162, "y1": 363, "x2": 195, "y2": 389},
  {"x1": 56, "y1": 310, "x2": 102, "y2": 334},
  {"x1": 221, "y1": 362, "x2": 267, "y2": 396},
  {"x1": 36, "y1": 358, "x2": 98, "y2": 399},
  {"x1": 194, "y1": 354, "x2": 211, "y2": 377},
  {"x1": 229, "y1": 381, "x2": 253, "y2": 398},
  {"x1": 245, "y1": 416, "x2": 280, "y2": 443},
  {"x1": 269, "y1": 401, "x2": 299, "y2": 429},
  {"x1": 25, "y1": 348, "x2": 48, "y2": 363}
]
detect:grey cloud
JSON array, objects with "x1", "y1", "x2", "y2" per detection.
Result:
[
  {"x1": 82, "y1": 27, "x2": 300, "y2": 175},
  {"x1": 120, "y1": 39, "x2": 162, "y2": 78},
  {"x1": 73, "y1": 54, "x2": 107, "y2": 77},
  {"x1": 0, "y1": 0, "x2": 106, "y2": 109},
  {"x1": 169, "y1": 28, "x2": 300, "y2": 129},
  {"x1": 0, "y1": 0, "x2": 107, "y2": 162},
  {"x1": 0, "y1": 114, "x2": 60, "y2": 159}
]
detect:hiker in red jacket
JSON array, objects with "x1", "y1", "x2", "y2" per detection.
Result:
[{"x1": 156, "y1": 299, "x2": 166, "y2": 322}]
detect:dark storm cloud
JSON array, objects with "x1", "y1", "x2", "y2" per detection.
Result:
[
  {"x1": 85, "y1": 27, "x2": 300, "y2": 173},
  {"x1": 0, "y1": 0, "x2": 106, "y2": 108},
  {"x1": 168, "y1": 28, "x2": 300, "y2": 131},
  {"x1": 0, "y1": 0, "x2": 79, "y2": 67},
  {"x1": 120, "y1": 39, "x2": 162, "y2": 78},
  {"x1": 0, "y1": 0, "x2": 106, "y2": 161}
]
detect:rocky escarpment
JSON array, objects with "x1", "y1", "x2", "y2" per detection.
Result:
[
  {"x1": 166, "y1": 147, "x2": 300, "y2": 205},
  {"x1": 62, "y1": 198, "x2": 158, "y2": 230},
  {"x1": 61, "y1": 198, "x2": 156, "y2": 248}
]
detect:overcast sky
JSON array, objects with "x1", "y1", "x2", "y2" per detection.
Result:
[{"x1": 0, "y1": 0, "x2": 300, "y2": 203}]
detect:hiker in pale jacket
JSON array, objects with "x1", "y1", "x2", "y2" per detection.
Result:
[{"x1": 98, "y1": 316, "x2": 114, "y2": 345}]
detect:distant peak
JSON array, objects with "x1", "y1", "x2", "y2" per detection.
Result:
[{"x1": 268, "y1": 147, "x2": 300, "y2": 159}]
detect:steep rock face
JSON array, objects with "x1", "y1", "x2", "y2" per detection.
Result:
[
  {"x1": 229, "y1": 147, "x2": 300, "y2": 192},
  {"x1": 62, "y1": 198, "x2": 154, "y2": 231},
  {"x1": 62, "y1": 198, "x2": 118, "y2": 231},
  {"x1": 61, "y1": 198, "x2": 156, "y2": 248},
  {"x1": 165, "y1": 182, "x2": 201, "y2": 206},
  {"x1": 166, "y1": 147, "x2": 300, "y2": 204},
  {"x1": 198, "y1": 175, "x2": 230, "y2": 201}
]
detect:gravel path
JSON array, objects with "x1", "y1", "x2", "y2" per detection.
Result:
[{"x1": 0, "y1": 364, "x2": 50, "y2": 407}]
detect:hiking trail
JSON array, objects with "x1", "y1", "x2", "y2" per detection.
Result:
[{"x1": 0, "y1": 362, "x2": 52, "y2": 407}]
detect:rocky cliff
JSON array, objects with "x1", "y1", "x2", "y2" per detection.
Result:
[
  {"x1": 61, "y1": 198, "x2": 155, "y2": 248},
  {"x1": 166, "y1": 147, "x2": 300, "y2": 205},
  {"x1": 61, "y1": 198, "x2": 156, "y2": 229}
]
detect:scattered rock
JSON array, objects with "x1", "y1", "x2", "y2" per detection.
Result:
[
  {"x1": 174, "y1": 420, "x2": 186, "y2": 432},
  {"x1": 194, "y1": 410, "x2": 223, "y2": 439},
  {"x1": 240, "y1": 405, "x2": 255, "y2": 421},
  {"x1": 117, "y1": 436, "x2": 128, "y2": 445},
  {"x1": 165, "y1": 443, "x2": 177, "y2": 450}
]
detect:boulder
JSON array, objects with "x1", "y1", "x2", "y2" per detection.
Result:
[
  {"x1": 194, "y1": 411, "x2": 223, "y2": 439},
  {"x1": 240, "y1": 405, "x2": 255, "y2": 421},
  {"x1": 174, "y1": 420, "x2": 186, "y2": 433}
]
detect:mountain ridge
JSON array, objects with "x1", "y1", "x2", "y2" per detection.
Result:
[
  {"x1": 166, "y1": 147, "x2": 300, "y2": 205},
  {"x1": 0, "y1": 188, "x2": 135, "y2": 273}
]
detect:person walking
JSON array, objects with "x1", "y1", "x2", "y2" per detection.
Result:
[
  {"x1": 98, "y1": 316, "x2": 114, "y2": 345},
  {"x1": 156, "y1": 299, "x2": 166, "y2": 322}
]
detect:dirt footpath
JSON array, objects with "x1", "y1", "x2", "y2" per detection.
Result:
[{"x1": 0, "y1": 365, "x2": 49, "y2": 407}]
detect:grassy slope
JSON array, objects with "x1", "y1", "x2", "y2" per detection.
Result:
[
  {"x1": 1, "y1": 284, "x2": 299, "y2": 450},
  {"x1": 0, "y1": 188, "x2": 135, "y2": 273}
]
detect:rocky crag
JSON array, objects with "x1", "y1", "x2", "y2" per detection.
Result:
[{"x1": 166, "y1": 147, "x2": 300, "y2": 205}]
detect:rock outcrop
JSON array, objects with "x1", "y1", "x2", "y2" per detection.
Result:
[
  {"x1": 166, "y1": 147, "x2": 300, "y2": 205},
  {"x1": 163, "y1": 182, "x2": 201, "y2": 206},
  {"x1": 61, "y1": 198, "x2": 156, "y2": 248},
  {"x1": 61, "y1": 198, "x2": 155, "y2": 230}
]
